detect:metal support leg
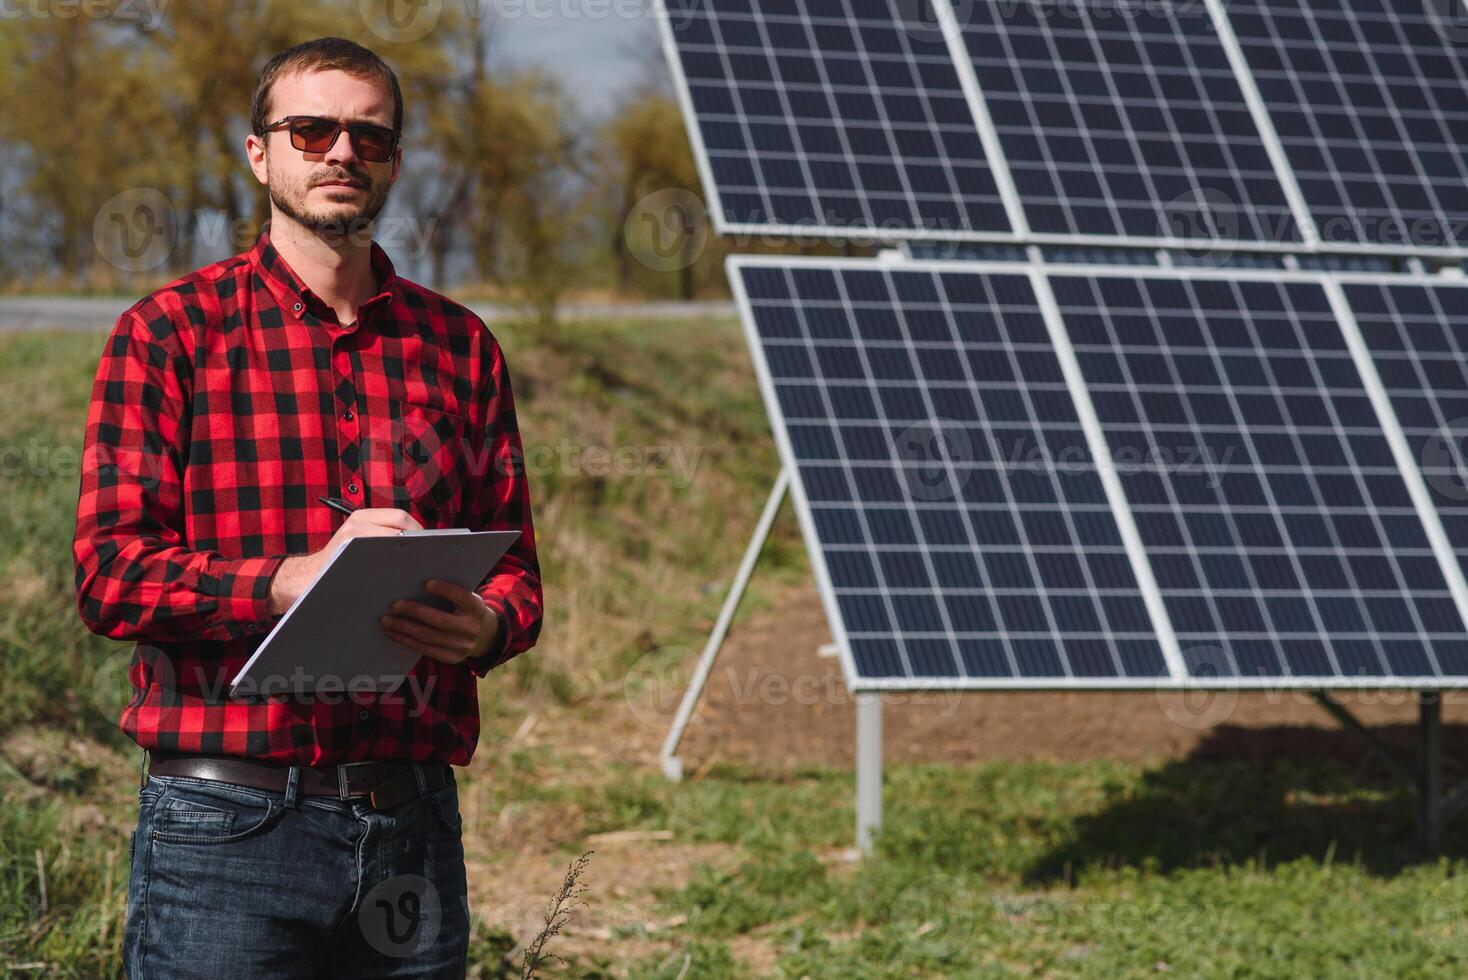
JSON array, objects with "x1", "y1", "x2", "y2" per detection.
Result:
[
  {"x1": 1421, "y1": 691, "x2": 1443, "y2": 852},
  {"x1": 856, "y1": 691, "x2": 883, "y2": 855},
  {"x1": 660, "y1": 469, "x2": 790, "y2": 780},
  {"x1": 1315, "y1": 689, "x2": 1468, "y2": 853},
  {"x1": 1312, "y1": 691, "x2": 1417, "y2": 786}
]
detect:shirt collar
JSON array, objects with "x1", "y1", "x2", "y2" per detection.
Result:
[{"x1": 249, "y1": 223, "x2": 400, "y2": 328}]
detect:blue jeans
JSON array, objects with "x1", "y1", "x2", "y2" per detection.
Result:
[{"x1": 123, "y1": 754, "x2": 470, "y2": 979}]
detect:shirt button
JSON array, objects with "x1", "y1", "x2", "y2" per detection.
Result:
[
  {"x1": 347, "y1": 482, "x2": 359, "y2": 494},
  {"x1": 358, "y1": 709, "x2": 369, "y2": 720},
  {"x1": 246, "y1": 623, "x2": 260, "y2": 632},
  {"x1": 293, "y1": 302, "x2": 303, "y2": 313},
  {"x1": 343, "y1": 410, "x2": 353, "y2": 421}
]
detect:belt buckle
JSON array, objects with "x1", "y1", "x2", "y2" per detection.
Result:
[{"x1": 336, "y1": 761, "x2": 381, "y2": 801}]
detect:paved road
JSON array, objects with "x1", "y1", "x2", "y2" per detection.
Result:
[{"x1": 0, "y1": 296, "x2": 737, "y2": 332}]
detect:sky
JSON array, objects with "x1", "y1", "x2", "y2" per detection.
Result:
[{"x1": 485, "y1": 5, "x2": 666, "y2": 118}]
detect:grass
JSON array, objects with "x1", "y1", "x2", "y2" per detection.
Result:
[
  {"x1": 547, "y1": 758, "x2": 1468, "y2": 978},
  {"x1": 0, "y1": 312, "x2": 801, "y2": 975},
  {"x1": 5, "y1": 317, "x2": 1468, "y2": 976},
  {"x1": 1, "y1": 732, "x2": 132, "y2": 977}
]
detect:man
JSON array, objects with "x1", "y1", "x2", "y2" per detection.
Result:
[{"x1": 71, "y1": 37, "x2": 543, "y2": 978}]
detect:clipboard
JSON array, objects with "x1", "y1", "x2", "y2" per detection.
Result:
[{"x1": 228, "y1": 529, "x2": 521, "y2": 698}]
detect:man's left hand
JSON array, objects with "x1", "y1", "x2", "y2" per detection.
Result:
[{"x1": 380, "y1": 579, "x2": 499, "y2": 666}]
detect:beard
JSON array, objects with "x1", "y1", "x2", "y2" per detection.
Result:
[{"x1": 266, "y1": 158, "x2": 392, "y2": 241}]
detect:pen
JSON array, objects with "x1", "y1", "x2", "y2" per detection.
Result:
[{"x1": 318, "y1": 495, "x2": 356, "y2": 517}]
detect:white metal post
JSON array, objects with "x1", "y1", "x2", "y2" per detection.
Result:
[{"x1": 856, "y1": 690, "x2": 883, "y2": 854}]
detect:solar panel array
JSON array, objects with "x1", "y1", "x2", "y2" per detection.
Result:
[
  {"x1": 732, "y1": 256, "x2": 1468, "y2": 687},
  {"x1": 664, "y1": 0, "x2": 1468, "y2": 689},
  {"x1": 660, "y1": 0, "x2": 1468, "y2": 255}
]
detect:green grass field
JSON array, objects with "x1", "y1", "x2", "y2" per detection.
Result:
[{"x1": 5, "y1": 318, "x2": 1468, "y2": 977}]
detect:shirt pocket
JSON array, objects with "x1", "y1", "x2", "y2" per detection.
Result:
[{"x1": 363, "y1": 399, "x2": 472, "y2": 522}]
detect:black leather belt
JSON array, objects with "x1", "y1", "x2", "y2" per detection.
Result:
[{"x1": 145, "y1": 748, "x2": 452, "y2": 811}]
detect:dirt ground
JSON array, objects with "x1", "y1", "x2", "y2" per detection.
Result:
[
  {"x1": 673, "y1": 584, "x2": 1468, "y2": 771},
  {"x1": 461, "y1": 582, "x2": 1468, "y2": 972}
]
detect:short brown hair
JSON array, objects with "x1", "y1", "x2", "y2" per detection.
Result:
[{"x1": 250, "y1": 37, "x2": 403, "y2": 138}]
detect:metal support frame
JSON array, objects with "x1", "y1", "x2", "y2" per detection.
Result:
[
  {"x1": 656, "y1": 464, "x2": 887, "y2": 857},
  {"x1": 856, "y1": 691, "x2": 883, "y2": 855},
  {"x1": 1311, "y1": 690, "x2": 1468, "y2": 851},
  {"x1": 1422, "y1": 694, "x2": 1442, "y2": 850},
  {"x1": 660, "y1": 469, "x2": 790, "y2": 780}
]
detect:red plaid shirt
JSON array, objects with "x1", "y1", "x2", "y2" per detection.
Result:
[{"x1": 72, "y1": 228, "x2": 543, "y2": 766}]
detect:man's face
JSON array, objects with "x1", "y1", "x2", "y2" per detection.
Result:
[{"x1": 249, "y1": 68, "x2": 400, "y2": 238}]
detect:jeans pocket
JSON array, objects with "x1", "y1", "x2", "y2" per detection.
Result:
[
  {"x1": 149, "y1": 777, "x2": 284, "y2": 845},
  {"x1": 157, "y1": 795, "x2": 234, "y2": 836}
]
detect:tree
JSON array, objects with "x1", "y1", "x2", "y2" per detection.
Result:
[
  {"x1": 0, "y1": 9, "x2": 166, "y2": 283},
  {"x1": 420, "y1": 17, "x2": 584, "y2": 318},
  {"x1": 597, "y1": 90, "x2": 705, "y2": 300}
]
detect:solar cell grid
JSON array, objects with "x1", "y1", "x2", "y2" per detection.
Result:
[
  {"x1": 1346, "y1": 279, "x2": 1468, "y2": 587},
  {"x1": 661, "y1": 0, "x2": 1012, "y2": 235},
  {"x1": 956, "y1": 0, "x2": 1301, "y2": 243},
  {"x1": 1052, "y1": 270, "x2": 1468, "y2": 678},
  {"x1": 736, "y1": 261, "x2": 1171, "y2": 682},
  {"x1": 1227, "y1": 0, "x2": 1468, "y2": 251}
]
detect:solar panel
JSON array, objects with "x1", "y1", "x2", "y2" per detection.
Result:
[
  {"x1": 1053, "y1": 270, "x2": 1468, "y2": 680},
  {"x1": 661, "y1": 0, "x2": 1468, "y2": 256},
  {"x1": 1226, "y1": 0, "x2": 1468, "y2": 252},
  {"x1": 1344, "y1": 278, "x2": 1468, "y2": 587},
  {"x1": 731, "y1": 256, "x2": 1468, "y2": 689},
  {"x1": 729, "y1": 258, "x2": 1171, "y2": 684},
  {"x1": 955, "y1": 0, "x2": 1302, "y2": 244},
  {"x1": 657, "y1": 0, "x2": 1013, "y2": 237}
]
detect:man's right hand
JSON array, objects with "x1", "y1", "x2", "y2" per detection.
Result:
[{"x1": 267, "y1": 508, "x2": 424, "y2": 615}]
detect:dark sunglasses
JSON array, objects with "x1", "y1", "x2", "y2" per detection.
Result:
[{"x1": 261, "y1": 115, "x2": 399, "y2": 163}]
